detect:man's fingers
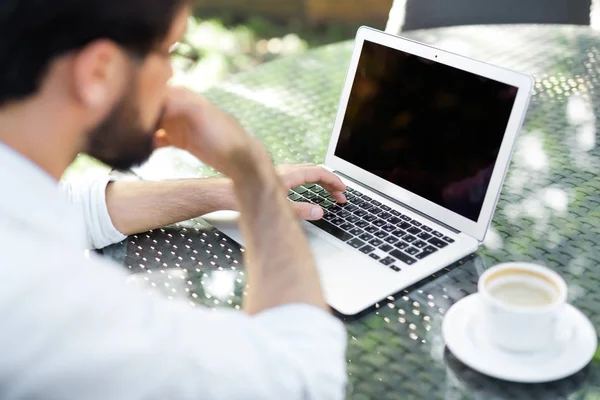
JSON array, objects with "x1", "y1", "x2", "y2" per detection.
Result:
[
  {"x1": 292, "y1": 202, "x2": 324, "y2": 220},
  {"x1": 329, "y1": 190, "x2": 347, "y2": 204},
  {"x1": 284, "y1": 166, "x2": 347, "y2": 201}
]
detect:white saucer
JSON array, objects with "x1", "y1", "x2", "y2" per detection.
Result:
[{"x1": 442, "y1": 293, "x2": 597, "y2": 383}]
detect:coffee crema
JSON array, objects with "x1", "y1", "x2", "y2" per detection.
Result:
[{"x1": 489, "y1": 281, "x2": 555, "y2": 307}]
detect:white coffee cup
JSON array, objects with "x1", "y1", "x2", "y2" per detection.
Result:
[{"x1": 477, "y1": 262, "x2": 567, "y2": 353}]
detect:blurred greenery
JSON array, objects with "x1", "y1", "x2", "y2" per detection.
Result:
[
  {"x1": 63, "y1": 14, "x2": 353, "y2": 181},
  {"x1": 169, "y1": 14, "x2": 355, "y2": 91}
]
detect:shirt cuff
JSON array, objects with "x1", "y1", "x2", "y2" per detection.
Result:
[
  {"x1": 254, "y1": 303, "x2": 347, "y2": 343},
  {"x1": 93, "y1": 176, "x2": 127, "y2": 249}
]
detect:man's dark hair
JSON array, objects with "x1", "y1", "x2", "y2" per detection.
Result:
[{"x1": 0, "y1": 0, "x2": 186, "y2": 105}]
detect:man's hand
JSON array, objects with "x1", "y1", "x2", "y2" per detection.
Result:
[
  {"x1": 155, "y1": 87, "x2": 265, "y2": 176},
  {"x1": 276, "y1": 164, "x2": 346, "y2": 220}
]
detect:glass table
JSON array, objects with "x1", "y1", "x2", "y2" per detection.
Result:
[{"x1": 102, "y1": 25, "x2": 600, "y2": 399}]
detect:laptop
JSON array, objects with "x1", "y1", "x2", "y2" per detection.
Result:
[{"x1": 206, "y1": 27, "x2": 534, "y2": 316}]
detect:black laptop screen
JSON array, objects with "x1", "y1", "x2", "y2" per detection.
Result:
[{"x1": 334, "y1": 40, "x2": 518, "y2": 222}]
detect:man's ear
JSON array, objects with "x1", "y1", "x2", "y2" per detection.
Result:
[{"x1": 71, "y1": 40, "x2": 127, "y2": 112}]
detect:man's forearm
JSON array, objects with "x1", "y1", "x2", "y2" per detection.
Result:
[
  {"x1": 228, "y1": 145, "x2": 328, "y2": 314},
  {"x1": 105, "y1": 177, "x2": 235, "y2": 236}
]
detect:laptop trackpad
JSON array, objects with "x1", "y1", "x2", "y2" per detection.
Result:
[{"x1": 305, "y1": 230, "x2": 343, "y2": 261}]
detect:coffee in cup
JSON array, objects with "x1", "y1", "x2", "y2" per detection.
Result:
[{"x1": 478, "y1": 262, "x2": 567, "y2": 352}]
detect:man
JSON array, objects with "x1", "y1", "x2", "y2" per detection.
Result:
[{"x1": 0, "y1": 1, "x2": 348, "y2": 399}]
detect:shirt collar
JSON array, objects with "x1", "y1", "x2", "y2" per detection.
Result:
[{"x1": 0, "y1": 141, "x2": 85, "y2": 246}]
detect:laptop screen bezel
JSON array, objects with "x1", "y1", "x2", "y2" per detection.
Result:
[{"x1": 324, "y1": 27, "x2": 533, "y2": 242}]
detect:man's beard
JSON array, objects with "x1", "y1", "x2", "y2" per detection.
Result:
[{"x1": 85, "y1": 86, "x2": 161, "y2": 172}]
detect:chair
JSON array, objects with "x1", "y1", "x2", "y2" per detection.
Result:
[{"x1": 385, "y1": 0, "x2": 598, "y2": 33}]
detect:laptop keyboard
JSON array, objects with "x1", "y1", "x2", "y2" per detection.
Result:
[{"x1": 288, "y1": 184, "x2": 456, "y2": 273}]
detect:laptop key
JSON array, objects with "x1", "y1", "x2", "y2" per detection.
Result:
[
  {"x1": 353, "y1": 190, "x2": 363, "y2": 196},
  {"x1": 389, "y1": 217, "x2": 402, "y2": 224},
  {"x1": 340, "y1": 223, "x2": 353, "y2": 231},
  {"x1": 413, "y1": 240, "x2": 427, "y2": 249},
  {"x1": 369, "y1": 253, "x2": 381, "y2": 261},
  {"x1": 379, "y1": 244, "x2": 393, "y2": 252},
  {"x1": 304, "y1": 192, "x2": 317, "y2": 200},
  {"x1": 392, "y1": 229, "x2": 406, "y2": 238},
  {"x1": 309, "y1": 219, "x2": 353, "y2": 242},
  {"x1": 432, "y1": 231, "x2": 444, "y2": 238},
  {"x1": 320, "y1": 201, "x2": 334, "y2": 209},
  {"x1": 407, "y1": 226, "x2": 421, "y2": 235},
  {"x1": 346, "y1": 187, "x2": 355, "y2": 194},
  {"x1": 375, "y1": 231, "x2": 388, "y2": 239},
  {"x1": 372, "y1": 200, "x2": 382, "y2": 207},
  {"x1": 395, "y1": 242, "x2": 409, "y2": 250},
  {"x1": 293, "y1": 186, "x2": 309, "y2": 194},
  {"x1": 346, "y1": 216, "x2": 361, "y2": 224},
  {"x1": 384, "y1": 236, "x2": 399, "y2": 244},
  {"x1": 379, "y1": 212, "x2": 392, "y2": 220},
  {"x1": 416, "y1": 246, "x2": 438, "y2": 259},
  {"x1": 364, "y1": 215, "x2": 377, "y2": 223},
  {"x1": 390, "y1": 265, "x2": 401, "y2": 272},
  {"x1": 359, "y1": 245, "x2": 375, "y2": 254},
  {"x1": 371, "y1": 208, "x2": 383, "y2": 216},
  {"x1": 362, "y1": 195, "x2": 373, "y2": 201},
  {"x1": 365, "y1": 226, "x2": 379, "y2": 234},
  {"x1": 369, "y1": 238, "x2": 384, "y2": 247},
  {"x1": 443, "y1": 236, "x2": 455, "y2": 243},
  {"x1": 331, "y1": 218, "x2": 345, "y2": 226},
  {"x1": 313, "y1": 196, "x2": 326, "y2": 204},
  {"x1": 352, "y1": 197, "x2": 365, "y2": 206},
  {"x1": 359, "y1": 233, "x2": 373, "y2": 241},
  {"x1": 356, "y1": 220, "x2": 370, "y2": 229},
  {"x1": 422, "y1": 226, "x2": 433, "y2": 232},
  {"x1": 381, "y1": 205, "x2": 392, "y2": 211},
  {"x1": 400, "y1": 215, "x2": 412, "y2": 221},
  {"x1": 391, "y1": 210, "x2": 401, "y2": 216},
  {"x1": 346, "y1": 204, "x2": 359, "y2": 212},
  {"x1": 389, "y1": 249, "x2": 417, "y2": 265},
  {"x1": 373, "y1": 219, "x2": 387, "y2": 227},
  {"x1": 399, "y1": 222, "x2": 412, "y2": 230},
  {"x1": 288, "y1": 193, "x2": 302, "y2": 201},
  {"x1": 403, "y1": 235, "x2": 417, "y2": 243},
  {"x1": 411, "y1": 221, "x2": 422, "y2": 227},
  {"x1": 360, "y1": 202, "x2": 375, "y2": 210},
  {"x1": 349, "y1": 227, "x2": 363, "y2": 236},
  {"x1": 382, "y1": 224, "x2": 396, "y2": 232},
  {"x1": 347, "y1": 238, "x2": 366, "y2": 249},
  {"x1": 429, "y1": 237, "x2": 448, "y2": 248},
  {"x1": 340, "y1": 210, "x2": 352, "y2": 219},
  {"x1": 417, "y1": 232, "x2": 432, "y2": 240},
  {"x1": 354, "y1": 210, "x2": 368, "y2": 217},
  {"x1": 405, "y1": 247, "x2": 419, "y2": 256},
  {"x1": 379, "y1": 257, "x2": 395, "y2": 266}
]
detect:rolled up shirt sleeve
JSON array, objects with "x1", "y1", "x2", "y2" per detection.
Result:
[{"x1": 60, "y1": 177, "x2": 126, "y2": 249}]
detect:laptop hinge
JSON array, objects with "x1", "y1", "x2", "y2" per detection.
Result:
[{"x1": 335, "y1": 171, "x2": 461, "y2": 234}]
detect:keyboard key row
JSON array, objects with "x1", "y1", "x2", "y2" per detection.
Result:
[{"x1": 295, "y1": 185, "x2": 456, "y2": 266}]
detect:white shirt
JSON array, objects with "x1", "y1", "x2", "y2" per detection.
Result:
[{"x1": 0, "y1": 142, "x2": 347, "y2": 400}]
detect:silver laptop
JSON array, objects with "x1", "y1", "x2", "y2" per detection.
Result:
[{"x1": 207, "y1": 27, "x2": 533, "y2": 316}]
